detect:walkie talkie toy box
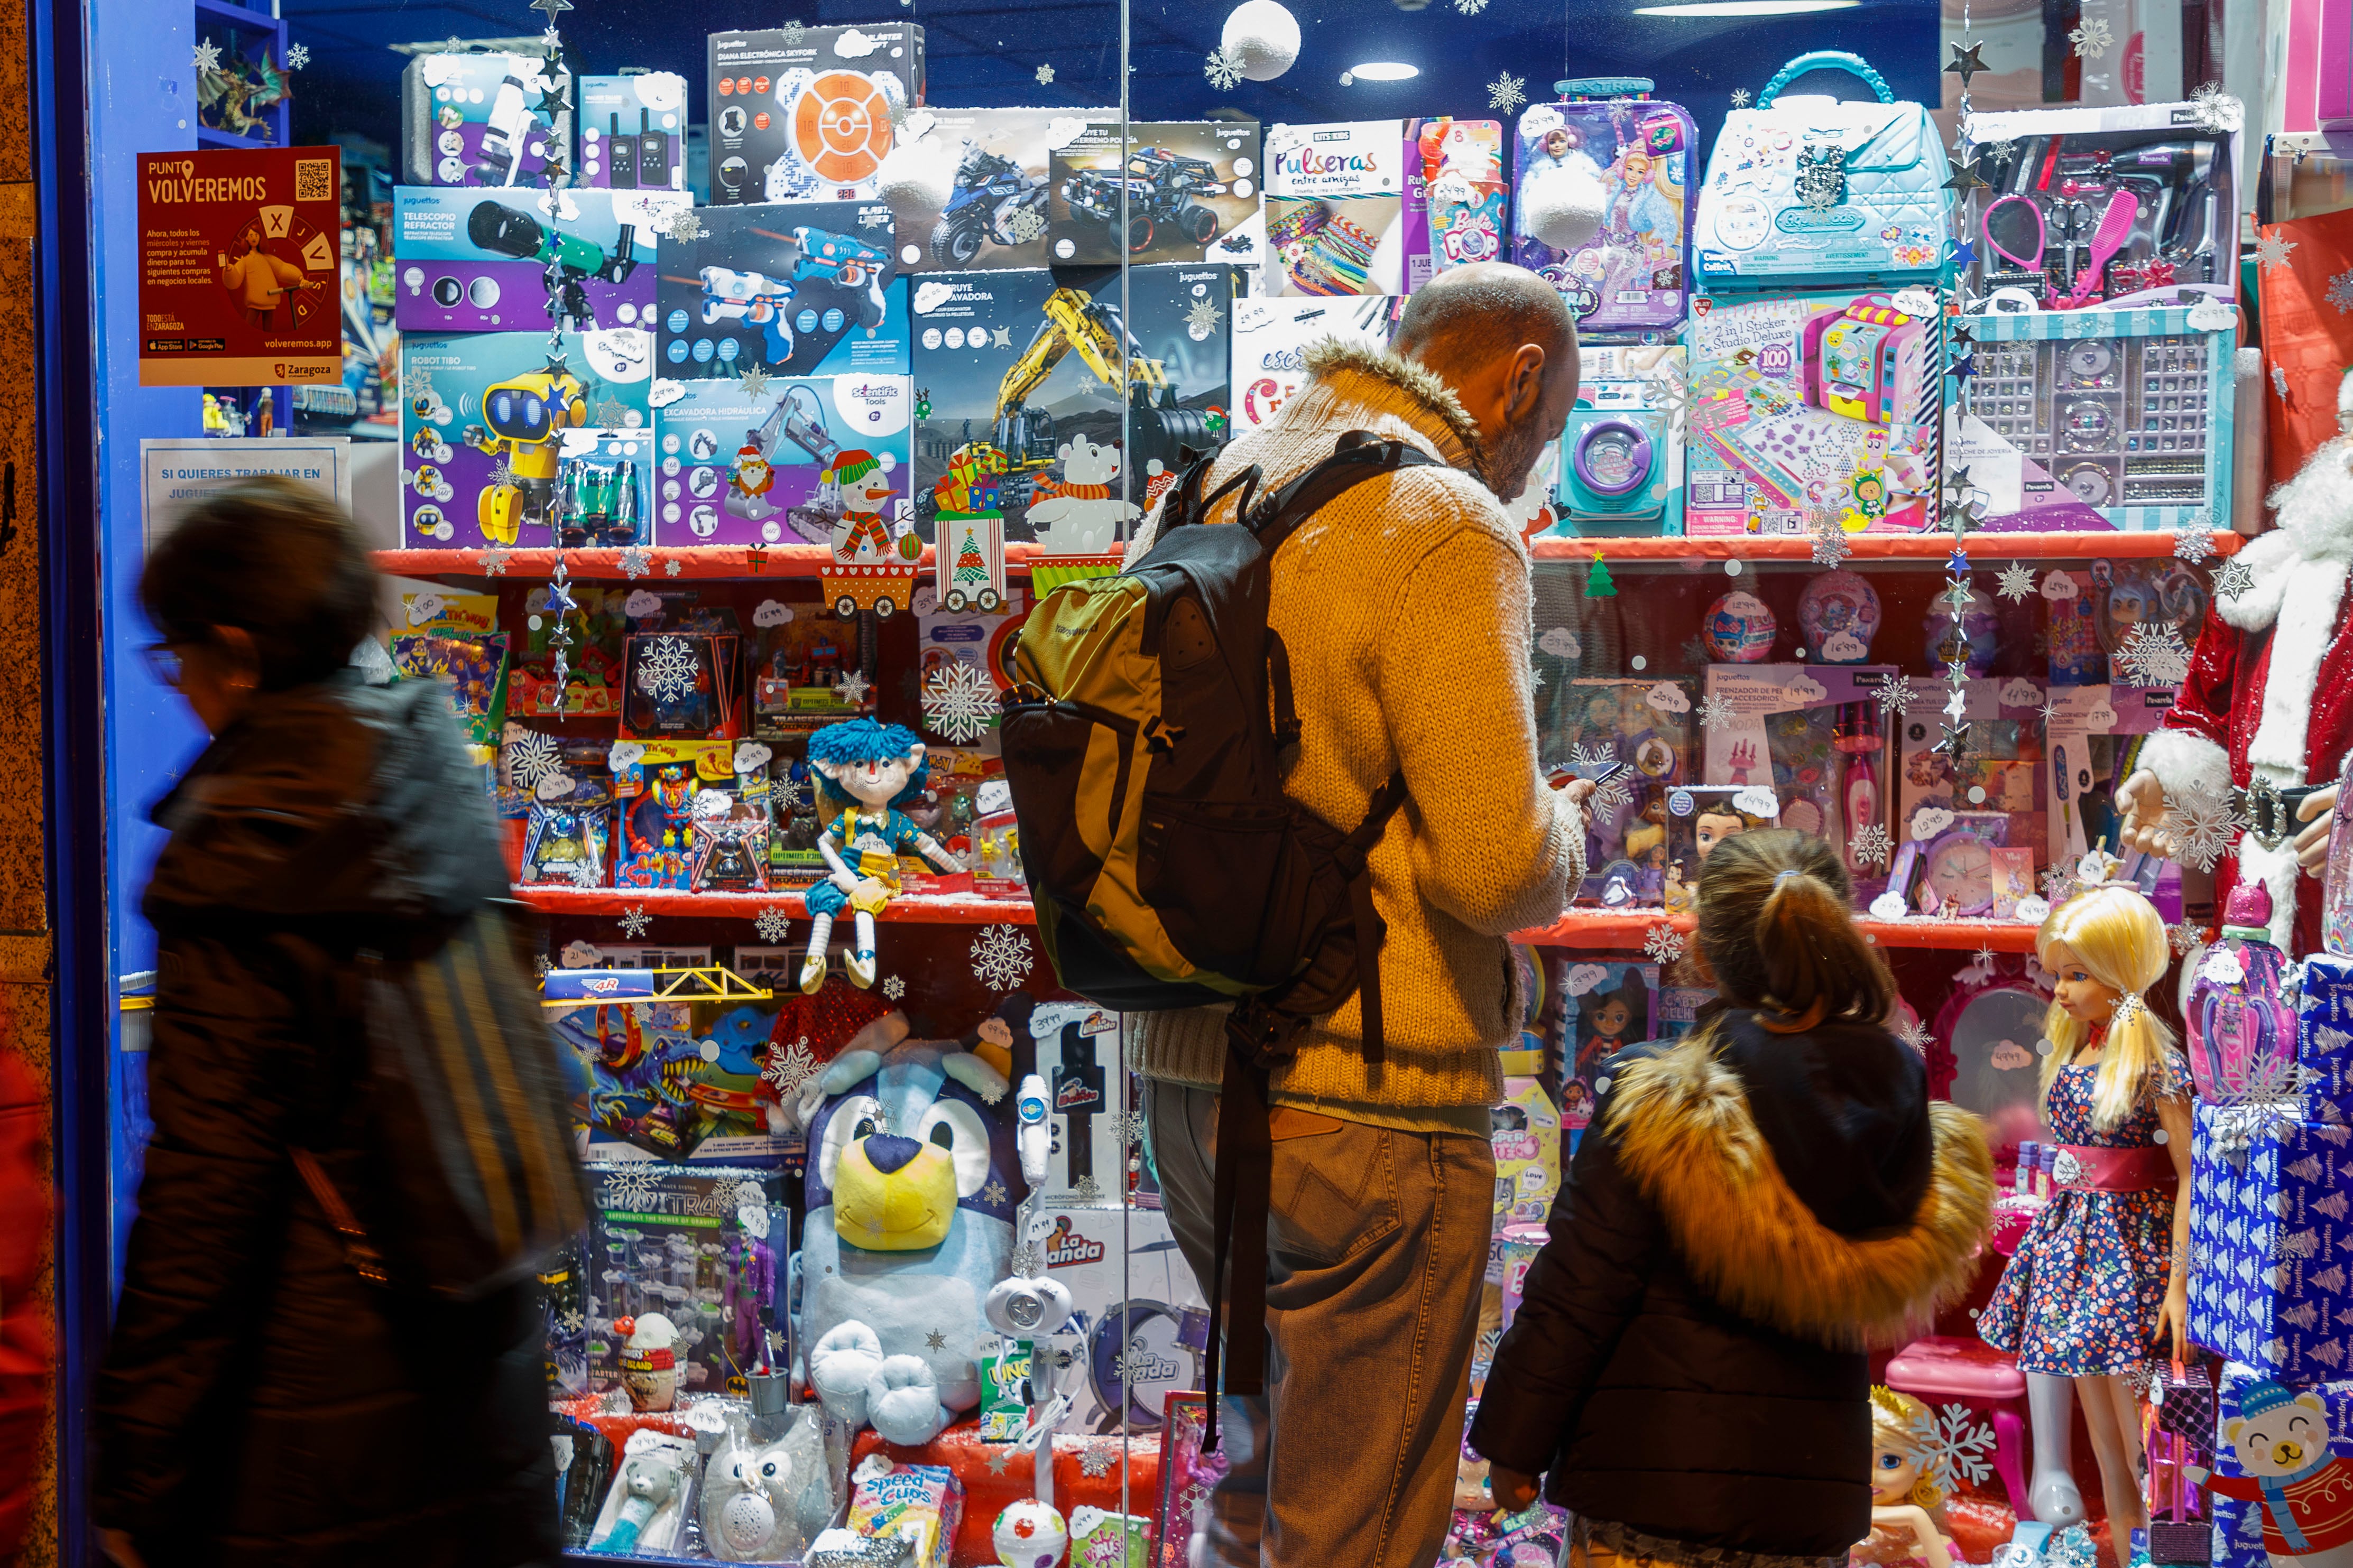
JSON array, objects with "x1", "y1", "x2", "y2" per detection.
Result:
[
  {"x1": 401, "y1": 50, "x2": 573, "y2": 190},
  {"x1": 706, "y1": 23, "x2": 925, "y2": 206},
  {"x1": 653, "y1": 201, "x2": 907, "y2": 381},
  {"x1": 1051, "y1": 119, "x2": 1263, "y2": 267},
  {"x1": 391, "y1": 187, "x2": 688, "y2": 332},
  {"x1": 577, "y1": 73, "x2": 688, "y2": 192}
]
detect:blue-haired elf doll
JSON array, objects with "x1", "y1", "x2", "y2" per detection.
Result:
[{"x1": 801, "y1": 718, "x2": 965, "y2": 991}]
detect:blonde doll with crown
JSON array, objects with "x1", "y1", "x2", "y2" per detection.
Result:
[
  {"x1": 1978, "y1": 885, "x2": 2193, "y2": 1557},
  {"x1": 1851, "y1": 1387, "x2": 1954, "y2": 1568}
]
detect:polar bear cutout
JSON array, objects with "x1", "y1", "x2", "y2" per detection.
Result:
[
  {"x1": 2193, "y1": 1379, "x2": 2353, "y2": 1568},
  {"x1": 1025, "y1": 435, "x2": 1139, "y2": 555}
]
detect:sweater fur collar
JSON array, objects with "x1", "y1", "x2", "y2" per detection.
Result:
[
  {"x1": 1302, "y1": 338, "x2": 1487, "y2": 477},
  {"x1": 1605, "y1": 1038, "x2": 1994, "y2": 1350}
]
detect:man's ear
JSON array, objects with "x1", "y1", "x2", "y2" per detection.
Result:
[{"x1": 1506, "y1": 342, "x2": 1548, "y2": 421}]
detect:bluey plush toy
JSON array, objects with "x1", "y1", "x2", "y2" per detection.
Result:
[{"x1": 794, "y1": 1009, "x2": 1023, "y2": 1446}]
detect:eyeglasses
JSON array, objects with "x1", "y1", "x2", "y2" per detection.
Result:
[{"x1": 140, "y1": 642, "x2": 189, "y2": 689}]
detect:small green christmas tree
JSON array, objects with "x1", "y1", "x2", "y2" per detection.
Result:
[
  {"x1": 954, "y1": 534, "x2": 987, "y2": 586},
  {"x1": 1585, "y1": 551, "x2": 1617, "y2": 598}
]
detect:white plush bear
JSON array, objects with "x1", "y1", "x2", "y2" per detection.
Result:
[{"x1": 1025, "y1": 435, "x2": 1139, "y2": 555}]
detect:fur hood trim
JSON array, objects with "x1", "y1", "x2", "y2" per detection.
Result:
[
  {"x1": 1606, "y1": 1039, "x2": 1995, "y2": 1350},
  {"x1": 2238, "y1": 437, "x2": 2353, "y2": 634},
  {"x1": 1304, "y1": 337, "x2": 1487, "y2": 475}
]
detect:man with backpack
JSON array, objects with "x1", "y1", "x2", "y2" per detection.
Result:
[{"x1": 1129, "y1": 264, "x2": 1594, "y2": 1567}]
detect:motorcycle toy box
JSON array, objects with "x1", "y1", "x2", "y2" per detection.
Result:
[
  {"x1": 654, "y1": 374, "x2": 914, "y2": 548},
  {"x1": 1051, "y1": 119, "x2": 1263, "y2": 268},
  {"x1": 400, "y1": 49, "x2": 573, "y2": 190},
  {"x1": 881, "y1": 108, "x2": 1113, "y2": 273},
  {"x1": 705, "y1": 23, "x2": 924, "y2": 206},
  {"x1": 390, "y1": 187, "x2": 688, "y2": 333},
  {"x1": 1552, "y1": 344, "x2": 1686, "y2": 535},
  {"x1": 1694, "y1": 51, "x2": 1945, "y2": 290},
  {"x1": 1226, "y1": 294, "x2": 1399, "y2": 439},
  {"x1": 652, "y1": 201, "x2": 908, "y2": 381},
  {"x1": 1946, "y1": 302, "x2": 2236, "y2": 531},
  {"x1": 1684, "y1": 289, "x2": 1942, "y2": 534},
  {"x1": 576, "y1": 73, "x2": 688, "y2": 192},
  {"x1": 1262, "y1": 120, "x2": 1407, "y2": 297},
  {"x1": 1511, "y1": 80, "x2": 1695, "y2": 336},
  {"x1": 1959, "y1": 101, "x2": 2242, "y2": 312}
]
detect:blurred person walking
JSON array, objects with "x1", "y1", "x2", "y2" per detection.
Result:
[{"x1": 0, "y1": 1038, "x2": 50, "y2": 1565}]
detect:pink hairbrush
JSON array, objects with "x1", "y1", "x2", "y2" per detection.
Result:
[{"x1": 2062, "y1": 189, "x2": 2139, "y2": 307}]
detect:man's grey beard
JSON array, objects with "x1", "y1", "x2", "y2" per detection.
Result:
[{"x1": 1481, "y1": 413, "x2": 1548, "y2": 504}]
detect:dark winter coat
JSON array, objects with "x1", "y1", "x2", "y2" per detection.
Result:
[
  {"x1": 1470, "y1": 1014, "x2": 1994, "y2": 1562},
  {"x1": 94, "y1": 673, "x2": 561, "y2": 1568}
]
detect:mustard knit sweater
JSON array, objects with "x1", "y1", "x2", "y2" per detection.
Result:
[{"x1": 1121, "y1": 339, "x2": 1586, "y2": 1111}]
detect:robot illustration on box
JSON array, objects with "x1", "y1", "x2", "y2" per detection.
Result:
[
  {"x1": 930, "y1": 141, "x2": 1050, "y2": 267},
  {"x1": 468, "y1": 199, "x2": 640, "y2": 331},
  {"x1": 1059, "y1": 146, "x2": 1228, "y2": 255},
  {"x1": 461, "y1": 352, "x2": 590, "y2": 545},
  {"x1": 625, "y1": 761, "x2": 700, "y2": 889}
]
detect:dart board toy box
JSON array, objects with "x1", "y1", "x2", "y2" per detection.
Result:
[{"x1": 706, "y1": 23, "x2": 924, "y2": 207}]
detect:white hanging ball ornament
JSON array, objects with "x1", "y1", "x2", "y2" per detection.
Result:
[
  {"x1": 1521, "y1": 161, "x2": 1609, "y2": 253},
  {"x1": 1221, "y1": 0, "x2": 1300, "y2": 81},
  {"x1": 876, "y1": 135, "x2": 957, "y2": 215},
  {"x1": 993, "y1": 1500, "x2": 1069, "y2": 1568}
]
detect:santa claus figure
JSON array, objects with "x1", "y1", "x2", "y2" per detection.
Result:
[{"x1": 2120, "y1": 417, "x2": 2353, "y2": 955}]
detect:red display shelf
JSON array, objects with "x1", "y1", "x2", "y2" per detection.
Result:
[
  {"x1": 374, "y1": 531, "x2": 2240, "y2": 582},
  {"x1": 1508, "y1": 910, "x2": 2042, "y2": 952}
]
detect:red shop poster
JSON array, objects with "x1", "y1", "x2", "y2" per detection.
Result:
[{"x1": 136, "y1": 145, "x2": 342, "y2": 386}]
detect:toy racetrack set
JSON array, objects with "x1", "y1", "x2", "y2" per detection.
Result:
[
  {"x1": 391, "y1": 188, "x2": 688, "y2": 333},
  {"x1": 705, "y1": 23, "x2": 925, "y2": 205},
  {"x1": 1049, "y1": 120, "x2": 1261, "y2": 266},
  {"x1": 654, "y1": 201, "x2": 908, "y2": 380}
]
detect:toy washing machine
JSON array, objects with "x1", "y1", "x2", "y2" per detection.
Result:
[{"x1": 1551, "y1": 345, "x2": 1685, "y2": 535}]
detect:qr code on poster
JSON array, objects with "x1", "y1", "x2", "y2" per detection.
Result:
[{"x1": 294, "y1": 159, "x2": 333, "y2": 203}]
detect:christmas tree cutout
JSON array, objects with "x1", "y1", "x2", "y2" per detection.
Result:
[{"x1": 954, "y1": 530, "x2": 988, "y2": 587}]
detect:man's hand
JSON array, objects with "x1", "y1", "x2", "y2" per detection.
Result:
[
  {"x1": 2297, "y1": 785, "x2": 2341, "y2": 878},
  {"x1": 1552, "y1": 776, "x2": 1598, "y2": 814},
  {"x1": 1487, "y1": 1462, "x2": 1539, "y2": 1514},
  {"x1": 2115, "y1": 769, "x2": 2172, "y2": 858}
]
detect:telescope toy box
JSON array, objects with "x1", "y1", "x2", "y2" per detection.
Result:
[
  {"x1": 400, "y1": 50, "x2": 573, "y2": 190},
  {"x1": 706, "y1": 23, "x2": 924, "y2": 206},
  {"x1": 1051, "y1": 119, "x2": 1264, "y2": 268},
  {"x1": 654, "y1": 201, "x2": 908, "y2": 382},
  {"x1": 391, "y1": 187, "x2": 689, "y2": 333},
  {"x1": 882, "y1": 108, "x2": 1114, "y2": 274},
  {"x1": 576, "y1": 73, "x2": 689, "y2": 192},
  {"x1": 907, "y1": 264, "x2": 1233, "y2": 545},
  {"x1": 1261, "y1": 120, "x2": 1407, "y2": 298},
  {"x1": 1228, "y1": 295, "x2": 1399, "y2": 439},
  {"x1": 654, "y1": 374, "x2": 914, "y2": 549}
]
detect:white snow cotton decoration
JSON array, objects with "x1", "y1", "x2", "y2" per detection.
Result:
[
  {"x1": 1521, "y1": 160, "x2": 1609, "y2": 253},
  {"x1": 1220, "y1": 0, "x2": 1300, "y2": 81}
]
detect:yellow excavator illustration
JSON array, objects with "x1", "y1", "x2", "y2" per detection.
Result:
[{"x1": 991, "y1": 284, "x2": 1219, "y2": 505}]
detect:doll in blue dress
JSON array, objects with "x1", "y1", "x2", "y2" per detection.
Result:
[{"x1": 800, "y1": 718, "x2": 965, "y2": 992}]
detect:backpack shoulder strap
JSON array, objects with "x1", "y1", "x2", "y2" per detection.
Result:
[
  {"x1": 1245, "y1": 432, "x2": 1446, "y2": 555},
  {"x1": 1155, "y1": 447, "x2": 1263, "y2": 538}
]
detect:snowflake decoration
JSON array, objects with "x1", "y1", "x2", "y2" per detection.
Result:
[
  {"x1": 1568, "y1": 744, "x2": 1633, "y2": 814},
  {"x1": 1975, "y1": 942, "x2": 1998, "y2": 972},
  {"x1": 663, "y1": 557, "x2": 683, "y2": 577},
  {"x1": 193, "y1": 36, "x2": 222, "y2": 70},
  {"x1": 2257, "y1": 230, "x2": 2299, "y2": 273},
  {"x1": 2070, "y1": 16, "x2": 2113, "y2": 58},
  {"x1": 778, "y1": 18, "x2": 804, "y2": 47},
  {"x1": 569, "y1": 864, "x2": 602, "y2": 888},
  {"x1": 594, "y1": 398, "x2": 630, "y2": 435},
  {"x1": 2329, "y1": 267, "x2": 2353, "y2": 316},
  {"x1": 2210, "y1": 1055, "x2": 2312, "y2": 1160},
  {"x1": 971, "y1": 924, "x2": 1034, "y2": 991},
  {"x1": 1113, "y1": 1108, "x2": 1147, "y2": 1149},
  {"x1": 1008, "y1": 207, "x2": 1048, "y2": 245},
  {"x1": 737, "y1": 365, "x2": 771, "y2": 398},
  {"x1": 489, "y1": 457, "x2": 517, "y2": 491},
  {"x1": 2168, "y1": 921, "x2": 2207, "y2": 958},
  {"x1": 882, "y1": 973, "x2": 905, "y2": 1000},
  {"x1": 286, "y1": 42, "x2": 310, "y2": 69},
  {"x1": 618, "y1": 904, "x2": 653, "y2": 939},
  {"x1": 2190, "y1": 81, "x2": 2246, "y2": 134},
  {"x1": 835, "y1": 669, "x2": 873, "y2": 706},
  {"x1": 1909, "y1": 1403, "x2": 1997, "y2": 1494},
  {"x1": 1071, "y1": 1173, "x2": 1104, "y2": 1204},
  {"x1": 1866, "y1": 672, "x2": 1915, "y2": 718},
  {"x1": 922, "y1": 660, "x2": 1000, "y2": 744},
  {"x1": 601, "y1": 1167, "x2": 662, "y2": 1212},
  {"x1": 762, "y1": 1036, "x2": 819, "y2": 1097},
  {"x1": 1897, "y1": 1019, "x2": 1934, "y2": 1052},
  {"x1": 754, "y1": 905, "x2": 791, "y2": 943},
  {"x1": 1489, "y1": 72, "x2": 1527, "y2": 115},
  {"x1": 1695, "y1": 693, "x2": 1737, "y2": 730},
  {"x1": 1185, "y1": 298, "x2": 1225, "y2": 335},
  {"x1": 2213, "y1": 556, "x2": 2255, "y2": 601},
  {"x1": 1982, "y1": 138, "x2": 2018, "y2": 170},
  {"x1": 618, "y1": 544, "x2": 653, "y2": 579},
  {"x1": 2114, "y1": 621, "x2": 2191, "y2": 686},
  {"x1": 1204, "y1": 47, "x2": 1244, "y2": 91},
  {"x1": 983, "y1": 1179, "x2": 1007, "y2": 1206},
  {"x1": 2175, "y1": 524, "x2": 2216, "y2": 565},
  {"x1": 534, "y1": 954, "x2": 554, "y2": 980},
  {"x1": 1811, "y1": 521, "x2": 1851, "y2": 568},
  {"x1": 1995, "y1": 563, "x2": 2036, "y2": 604},
  {"x1": 1078, "y1": 1442, "x2": 1119, "y2": 1478},
  {"x1": 2164, "y1": 782, "x2": 2243, "y2": 873},
  {"x1": 1643, "y1": 923, "x2": 1686, "y2": 966},
  {"x1": 1850, "y1": 822, "x2": 1893, "y2": 868},
  {"x1": 657, "y1": 209, "x2": 706, "y2": 244},
  {"x1": 1729, "y1": 88, "x2": 1752, "y2": 108},
  {"x1": 1009, "y1": 1241, "x2": 1041, "y2": 1277},
  {"x1": 479, "y1": 544, "x2": 514, "y2": 577},
  {"x1": 1454, "y1": 0, "x2": 1490, "y2": 11},
  {"x1": 505, "y1": 729, "x2": 564, "y2": 789},
  {"x1": 635, "y1": 635, "x2": 701, "y2": 702},
  {"x1": 1035, "y1": 62, "x2": 1055, "y2": 84},
  {"x1": 1802, "y1": 176, "x2": 1842, "y2": 217},
  {"x1": 559, "y1": 1308, "x2": 585, "y2": 1335}
]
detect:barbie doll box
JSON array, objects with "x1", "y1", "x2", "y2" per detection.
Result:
[{"x1": 2188, "y1": 1103, "x2": 2353, "y2": 1385}]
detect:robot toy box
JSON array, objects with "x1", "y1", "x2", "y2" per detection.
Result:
[
  {"x1": 1511, "y1": 82, "x2": 1695, "y2": 336},
  {"x1": 400, "y1": 49, "x2": 573, "y2": 190},
  {"x1": 1537, "y1": 676, "x2": 1692, "y2": 908},
  {"x1": 1959, "y1": 100, "x2": 2242, "y2": 314},
  {"x1": 390, "y1": 186, "x2": 687, "y2": 333},
  {"x1": 1693, "y1": 50, "x2": 1945, "y2": 291},
  {"x1": 1552, "y1": 344, "x2": 1686, "y2": 536},
  {"x1": 883, "y1": 108, "x2": 1113, "y2": 273},
  {"x1": 613, "y1": 737, "x2": 744, "y2": 888},
  {"x1": 1684, "y1": 289, "x2": 1942, "y2": 535},
  {"x1": 653, "y1": 200, "x2": 907, "y2": 381},
  {"x1": 1227, "y1": 294, "x2": 1398, "y2": 439},
  {"x1": 576, "y1": 73, "x2": 687, "y2": 192},
  {"x1": 908, "y1": 263, "x2": 1232, "y2": 544},
  {"x1": 1946, "y1": 301, "x2": 2235, "y2": 531},
  {"x1": 1051, "y1": 119, "x2": 1263, "y2": 267},
  {"x1": 655, "y1": 373, "x2": 913, "y2": 548},
  {"x1": 706, "y1": 22, "x2": 924, "y2": 206},
  {"x1": 1262, "y1": 120, "x2": 1407, "y2": 297},
  {"x1": 402, "y1": 329, "x2": 654, "y2": 549},
  {"x1": 1403, "y1": 117, "x2": 1507, "y2": 289}
]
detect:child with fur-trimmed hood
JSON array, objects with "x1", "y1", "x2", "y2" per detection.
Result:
[{"x1": 1471, "y1": 830, "x2": 1993, "y2": 1567}]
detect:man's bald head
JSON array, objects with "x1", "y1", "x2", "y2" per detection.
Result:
[{"x1": 1392, "y1": 263, "x2": 1580, "y2": 504}]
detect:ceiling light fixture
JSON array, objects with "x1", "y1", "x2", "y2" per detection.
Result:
[
  {"x1": 1630, "y1": 0, "x2": 1858, "y2": 14},
  {"x1": 1346, "y1": 60, "x2": 1420, "y2": 80}
]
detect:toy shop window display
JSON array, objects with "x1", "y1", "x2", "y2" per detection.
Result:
[{"x1": 1977, "y1": 886, "x2": 2192, "y2": 1553}]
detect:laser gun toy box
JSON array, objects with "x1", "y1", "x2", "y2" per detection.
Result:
[
  {"x1": 577, "y1": 73, "x2": 688, "y2": 192},
  {"x1": 653, "y1": 201, "x2": 907, "y2": 381},
  {"x1": 391, "y1": 187, "x2": 688, "y2": 333},
  {"x1": 654, "y1": 374, "x2": 913, "y2": 548},
  {"x1": 400, "y1": 51, "x2": 573, "y2": 190},
  {"x1": 1684, "y1": 290, "x2": 1942, "y2": 535},
  {"x1": 706, "y1": 23, "x2": 924, "y2": 206}
]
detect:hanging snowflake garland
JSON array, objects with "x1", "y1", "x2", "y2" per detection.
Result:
[
  {"x1": 754, "y1": 905, "x2": 792, "y2": 943},
  {"x1": 1695, "y1": 693, "x2": 1737, "y2": 730},
  {"x1": 2114, "y1": 622, "x2": 2192, "y2": 686},
  {"x1": 2163, "y1": 783, "x2": 2243, "y2": 873},
  {"x1": 1643, "y1": 923, "x2": 1686, "y2": 966},
  {"x1": 2069, "y1": 16, "x2": 2113, "y2": 58},
  {"x1": 619, "y1": 904, "x2": 653, "y2": 939},
  {"x1": 1204, "y1": 47, "x2": 1244, "y2": 91},
  {"x1": 1850, "y1": 822, "x2": 1893, "y2": 868},
  {"x1": 2256, "y1": 231, "x2": 2299, "y2": 273},
  {"x1": 636, "y1": 636, "x2": 702, "y2": 702},
  {"x1": 1909, "y1": 1403, "x2": 1998, "y2": 1493},
  {"x1": 1994, "y1": 562, "x2": 2036, "y2": 604},
  {"x1": 971, "y1": 924, "x2": 1034, "y2": 991},
  {"x1": 1488, "y1": 72, "x2": 1527, "y2": 115},
  {"x1": 922, "y1": 660, "x2": 1000, "y2": 744}
]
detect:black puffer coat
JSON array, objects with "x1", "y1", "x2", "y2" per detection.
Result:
[
  {"x1": 95, "y1": 673, "x2": 560, "y2": 1568},
  {"x1": 1470, "y1": 1014, "x2": 1993, "y2": 1560}
]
